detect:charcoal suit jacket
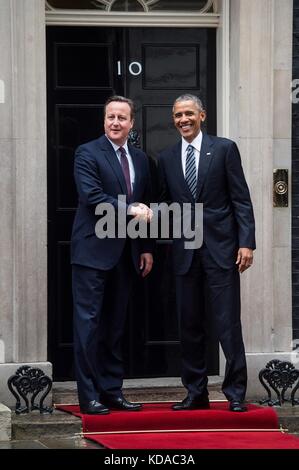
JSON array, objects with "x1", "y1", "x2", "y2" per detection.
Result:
[
  {"x1": 157, "y1": 134, "x2": 256, "y2": 274},
  {"x1": 71, "y1": 134, "x2": 153, "y2": 272}
]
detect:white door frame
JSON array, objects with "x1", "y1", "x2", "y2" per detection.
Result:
[{"x1": 45, "y1": 0, "x2": 230, "y2": 137}]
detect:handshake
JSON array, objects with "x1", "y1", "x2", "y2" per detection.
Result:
[{"x1": 128, "y1": 202, "x2": 153, "y2": 222}]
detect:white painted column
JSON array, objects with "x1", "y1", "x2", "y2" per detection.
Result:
[
  {"x1": 0, "y1": 0, "x2": 50, "y2": 406},
  {"x1": 216, "y1": 0, "x2": 230, "y2": 137},
  {"x1": 272, "y1": 0, "x2": 293, "y2": 351},
  {"x1": 228, "y1": 0, "x2": 293, "y2": 397}
]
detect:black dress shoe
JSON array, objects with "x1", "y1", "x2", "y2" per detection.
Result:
[
  {"x1": 101, "y1": 396, "x2": 142, "y2": 411},
  {"x1": 172, "y1": 395, "x2": 210, "y2": 411},
  {"x1": 80, "y1": 400, "x2": 110, "y2": 415},
  {"x1": 229, "y1": 400, "x2": 247, "y2": 412}
]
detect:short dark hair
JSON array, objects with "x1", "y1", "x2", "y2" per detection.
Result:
[
  {"x1": 173, "y1": 94, "x2": 205, "y2": 113},
  {"x1": 104, "y1": 95, "x2": 135, "y2": 120}
]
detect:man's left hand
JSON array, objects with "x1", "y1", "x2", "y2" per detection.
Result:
[
  {"x1": 236, "y1": 248, "x2": 253, "y2": 273},
  {"x1": 139, "y1": 253, "x2": 153, "y2": 277}
]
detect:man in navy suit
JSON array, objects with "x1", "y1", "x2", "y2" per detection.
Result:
[
  {"x1": 158, "y1": 94, "x2": 255, "y2": 412},
  {"x1": 71, "y1": 96, "x2": 153, "y2": 414}
]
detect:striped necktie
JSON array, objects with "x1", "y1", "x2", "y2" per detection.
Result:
[{"x1": 185, "y1": 144, "x2": 197, "y2": 199}]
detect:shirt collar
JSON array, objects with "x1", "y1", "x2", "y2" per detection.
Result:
[
  {"x1": 182, "y1": 131, "x2": 203, "y2": 154},
  {"x1": 105, "y1": 135, "x2": 129, "y2": 154}
]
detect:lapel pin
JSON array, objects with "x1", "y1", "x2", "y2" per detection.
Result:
[{"x1": 206, "y1": 152, "x2": 211, "y2": 155}]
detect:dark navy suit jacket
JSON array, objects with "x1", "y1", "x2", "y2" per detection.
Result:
[
  {"x1": 71, "y1": 135, "x2": 153, "y2": 272},
  {"x1": 158, "y1": 134, "x2": 256, "y2": 274}
]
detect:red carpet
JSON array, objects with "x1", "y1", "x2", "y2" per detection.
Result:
[
  {"x1": 56, "y1": 402, "x2": 299, "y2": 449},
  {"x1": 88, "y1": 431, "x2": 299, "y2": 450}
]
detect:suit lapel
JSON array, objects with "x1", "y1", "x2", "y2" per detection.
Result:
[
  {"x1": 172, "y1": 141, "x2": 190, "y2": 195},
  {"x1": 196, "y1": 134, "x2": 214, "y2": 198},
  {"x1": 129, "y1": 145, "x2": 140, "y2": 197},
  {"x1": 97, "y1": 136, "x2": 128, "y2": 195}
]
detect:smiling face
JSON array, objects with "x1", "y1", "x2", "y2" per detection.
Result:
[
  {"x1": 173, "y1": 99, "x2": 206, "y2": 143},
  {"x1": 104, "y1": 101, "x2": 134, "y2": 146}
]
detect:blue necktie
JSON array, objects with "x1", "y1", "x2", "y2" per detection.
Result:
[
  {"x1": 185, "y1": 145, "x2": 197, "y2": 199},
  {"x1": 119, "y1": 147, "x2": 132, "y2": 198}
]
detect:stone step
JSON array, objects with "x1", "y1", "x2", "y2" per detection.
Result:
[
  {"x1": 11, "y1": 403, "x2": 299, "y2": 442},
  {"x1": 10, "y1": 378, "x2": 299, "y2": 440},
  {"x1": 12, "y1": 378, "x2": 224, "y2": 440},
  {"x1": 274, "y1": 403, "x2": 299, "y2": 435},
  {"x1": 53, "y1": 377, "x2": 225, "y2": 405},
  {"x1": 12, "y1": 409, "x2": 81, "y2": 440}
]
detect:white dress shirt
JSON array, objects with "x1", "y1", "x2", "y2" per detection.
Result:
[{"x1": 181, "y1": 131, "x2": 203, "y2": 177}]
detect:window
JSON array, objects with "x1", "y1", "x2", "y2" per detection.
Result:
[{"x1": 46, "y1": 0, "x2": 216, "y2": 13}]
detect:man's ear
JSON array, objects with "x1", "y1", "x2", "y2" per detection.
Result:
[{"x1": 200, "y1": 111, "x2": 206, "y2": 122}]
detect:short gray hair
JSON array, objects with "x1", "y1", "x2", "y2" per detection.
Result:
[{"x1": 173, "y1": 94, "x2": 205, "y2": 113}]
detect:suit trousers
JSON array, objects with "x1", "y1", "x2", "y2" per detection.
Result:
[
  {"x1": 175, "y1": 244, "x2": 247, "y2": 402},
  {"x1": 72, "y1": 242, "x2": 133, "y2": 407}
]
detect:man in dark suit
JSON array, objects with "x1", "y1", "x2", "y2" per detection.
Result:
[
  {"x1": 158, "y1": 94, "x2": 255, "y2": 412},
  {"x1": 71, "y1": 96, "x2": 153, "y2": 415}
]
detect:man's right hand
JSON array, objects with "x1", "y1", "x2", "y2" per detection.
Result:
[{"x1": 128, "y1": 203, "x2": 153, "y2": 222}]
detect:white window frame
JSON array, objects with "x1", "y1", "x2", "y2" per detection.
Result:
[{"x1": 45, "y1": 0, "x2": 220, "y2": 26}]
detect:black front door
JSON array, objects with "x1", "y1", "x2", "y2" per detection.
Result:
[{"x1": 47, "y1": 26, "x2": 217, "y2": 380}]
